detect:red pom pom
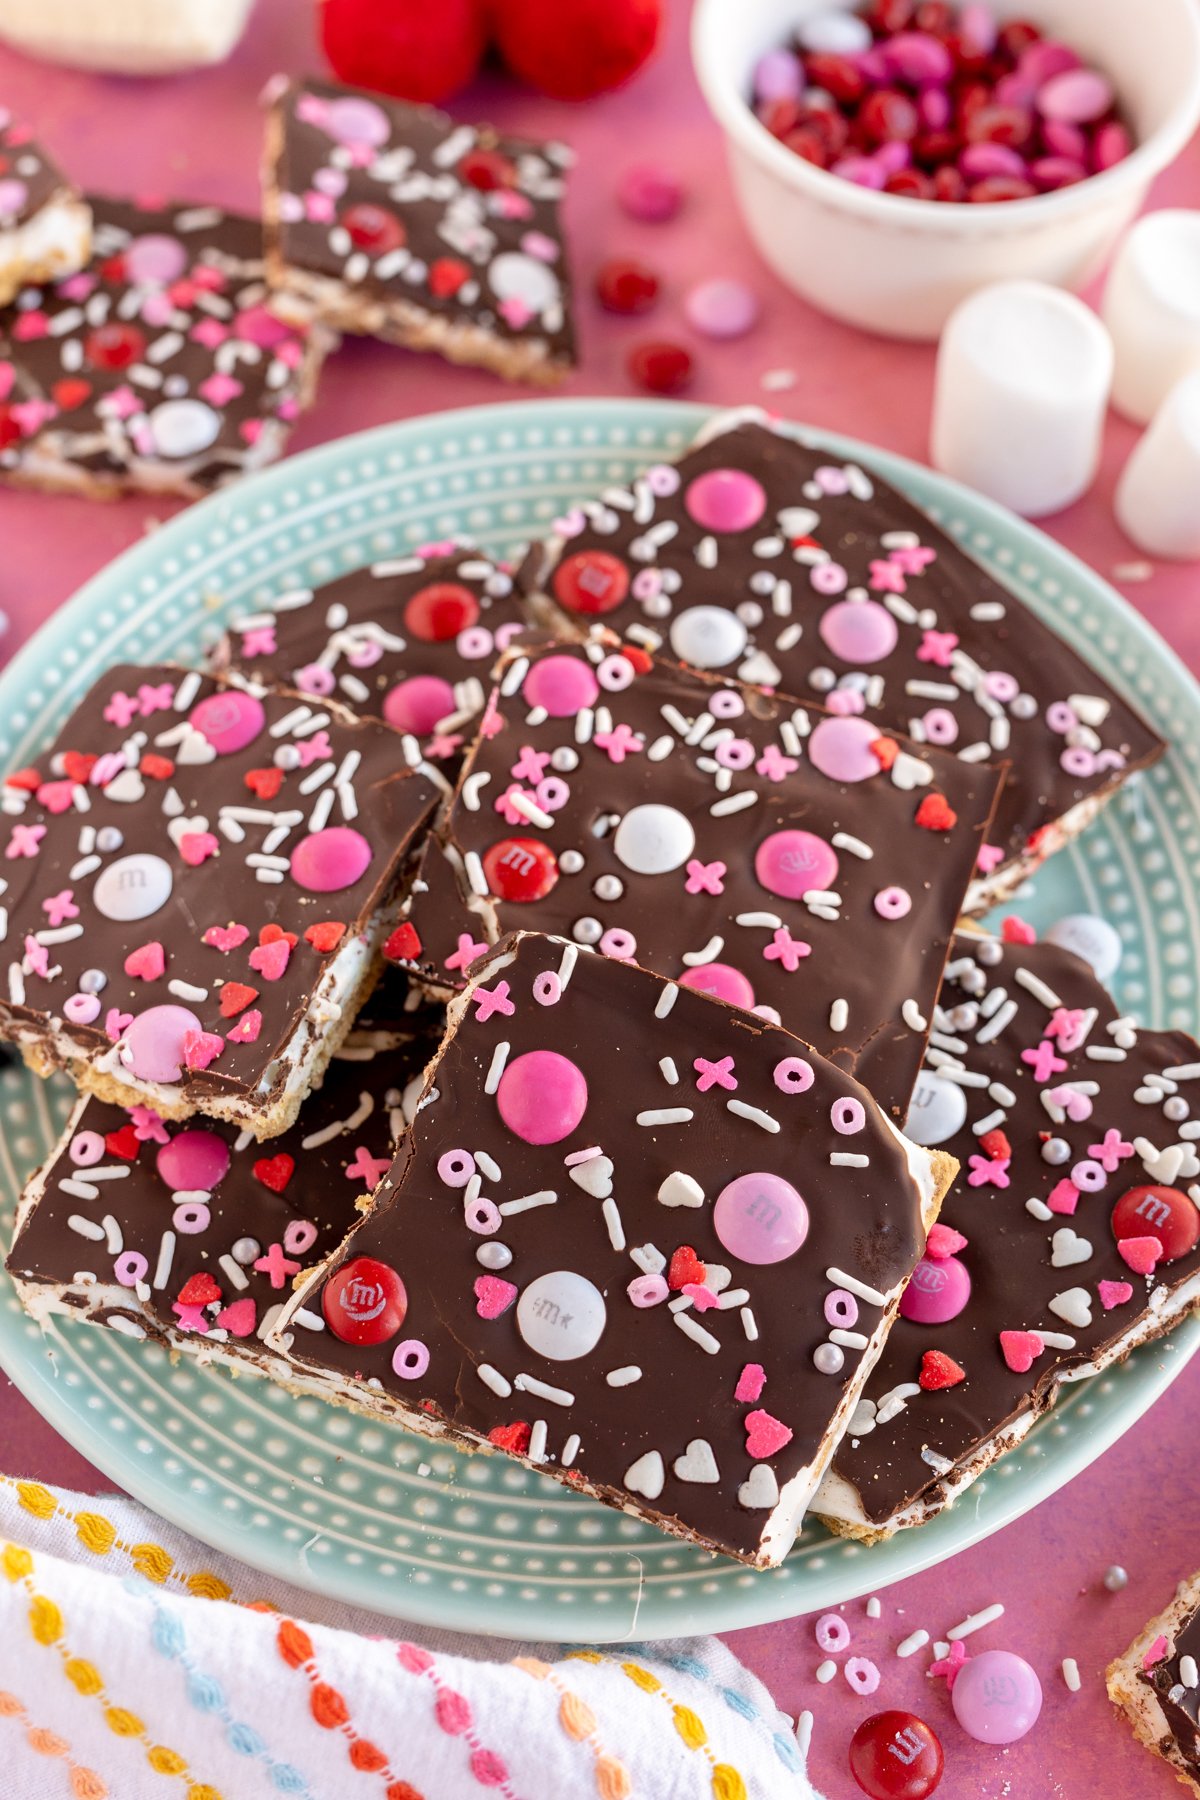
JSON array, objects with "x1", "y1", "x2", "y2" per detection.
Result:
[
  {"x1": 320, "y1": 0, "x2": 488, "y2": 105},
  {"x1": 491, "y1": 0, "x2": 663, "y2": 100}
]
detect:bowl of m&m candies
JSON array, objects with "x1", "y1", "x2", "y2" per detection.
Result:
[{"x1": 692, "y1": 0, "x2": 1200, "y2": 336}]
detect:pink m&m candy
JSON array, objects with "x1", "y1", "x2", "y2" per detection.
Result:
[
  {"x1": 327, "y1": 96, "x2": 391, "y2": 147},
  {"x1": 126, "y1": 233, "x2": 187, "y2": 285},
  {"x1": 678, "y1": 963, "x2": 756, "y2": 1009},
  {"x1": 951, "y1": 1650, "x2": 1042, "y2": 1744},
  {"x1": 808, "y1": 715, "x2": 883, "y2": 783},
  {"x1": 899, "y1": 1253, "x2": 971, "y2": 1324},
  {"x1": 818, "y1": 599, "x2": 899, "y2": 664},
  {"x1": 383, "y1": 675, "x2": 456, "y2": 736},
  {"x1": 290, "y1": 826, "x2": 372, "y2": 893},
  {"x1": 755, "y1": 828, "x2": 838, "y2": 900},
  {"x1": 523, "y1": 653, "x2": 600, "y2": 716},
  {"x1": 714, "y1": 1172, "x2": 809, "y2": 1265},
  {"x1": 156, "y1": 1129, "x2": 231, "y2": 1193},
  {"x1": 617, "y1": 163, "x2": 684, "y2": 222},
  {"x1": 123, "y1": 1006, "x2": 203, "y2": 1084},
  {"x1": 684, "y1": 278, "x2": 760, "y2": 341},
  {"x1": 684, "y1": 468, "x2": 767, "y2": 533},
  {"x1": 190, "y1": 689, "x2": 265, "y2": 756},
  {"x1": 496, "y1": 1050, "x2": 588, "y2": 1144}
]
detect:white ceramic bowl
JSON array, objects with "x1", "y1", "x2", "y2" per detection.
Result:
[{"x1": 692, "y1": 0, "x2": 1200, "y2": 339}]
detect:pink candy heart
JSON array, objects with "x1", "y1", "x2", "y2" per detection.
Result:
[
  {"x1": 248, "y1": 938, "x2": 291, "y2": 981},
  {"x1": 744, "y1": 1408, "x2": 793, "y2": 1461},
  {"x1": 734, "y1": 1363, "x2": 766, "y2": 1404},
  {"x1": 1098, "y1": 1279, "x2": 1134, "y2": 1311},
  {"x1": 1117, "y1": 1236, "x2": 1161, "y2": 1275},
  {"x1": 926, "y1": 1222, "x2": 969, "y2": 1260},
  {"x1": 124, "y1": 942, "x2": 165, "y2": 982},
  {"x1": 104, "y1": 1008, "x2": 133, "y2": 1041},
  {"x1": 183, "y1": 1030, "x2": 224, "y2": 1072},
  {"x1": 474, "y1": 1276, "x2": 517, "y2": 1320},
  {"x1": 999, "y1": 1329, "x2": 1045, "y2": 1374},
  {"x1": 35, "y1": 780, "x2": 76, "y2": 814},
  {"x1": 1046, "y1": 1178, "x2": 1080, "y2": 1216},
  {"x1": 226, "y1": 1008, "x2": 262, "y2": 1044},
  {"x1": 202, "y1": 924, "x2": 249, "y2": 953},
  {"x1": 178, "y1": 831, "x2": 219, "y2": 867},
  {"x1": 215, "y1": 1298, "x2": 257, "y2": 1338}
]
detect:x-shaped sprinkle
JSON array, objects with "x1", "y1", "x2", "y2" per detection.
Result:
[
  {"x1": 473, "y1": 980, "x2": 515, "y2": 1021},
  {"x1": 1046, "y1": 1006, "x2": 1089, "y2": 1053},
  {"x1": 42, "y1": 888, "x2": 78, "y2": 927},
  {"x1": 295, "y1": 730, "x2": 332, "y2": 769},
  {"x1": 868, "y1": 557, "x2": 907, "y2": 594},
  {"x1": 755, "y1": 745, "x2": 798, "y2": 782},
  {"x1": 445, "y1": 932, "x2": 490, "y2": 973},
  {"x1": 1088, "y1": 1127, "x2": 1135, "y2": 1172},
  {"x1": 916, "y1": 629, "x2": 959, "y2": 667},
  {"x1": 102, "y1": 690, "x2": 139, "y2": 728},
  {"x1": 253, "y1": 1242, "x2": 303, "y2": 1290},
  {"x1": 763, "y1": 926, "x2": 811, "y2": 972},
  {"x1": 967, "y1": 1152, "x2": 1010, "y2": 1188},
  {"x1": 6, "y1": 823, "x2": 45, "y2": 859},
  {"x1": 510, "y1": 744, "x2": 552, "y2": 785},
  {"x1": 1021, "y1": 1039, "x2": 1068, "y2": 1084},
  {"x1": 137, "y1": 682, "x2": 175, "y2": 717},
  {"x1": 345, "y1": 1146, "x2": 391, "y2": 1187},
  {"x1": 240, "y1": 625, "x2": 277, "y2": 659},
  {"x1": 593, "y1": 723, "x2": 642, "y2": 764},
  {"x1": 685, "y1": 858, "x2": 725, "y2": 896},
  {"x1": 694, "y1": 1055, "x2": 738, "y2": 1093}
]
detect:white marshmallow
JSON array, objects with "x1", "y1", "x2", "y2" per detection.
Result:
[
  {"x1": 1114, "y1": 368, "x2": 1200, "y2": 559},
  {"x1": 1103, "y1": 211, "x2": 1200, "y2": 425}
]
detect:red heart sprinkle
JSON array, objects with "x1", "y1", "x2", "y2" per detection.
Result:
[
  {"x1": 999, "y1": 1329, "x2": 1044, "y2": 1374},
  {"x1": 104, "y1": 1125, "x2": 140, "y2": 1161},
  {"x1": 744, "y1": 1409, "x2": 793, "y2": 1460},
  {"x1": 621, "y1": 646, "x2": 653, "y2": 675},
  {"x1": 488, "y1": 1422, "x2": 532, "y2": 1455},
  {"x1": 202, "y1": 924, "x2": 249, "y2": 953},
  {"x1": 384, "y1": 922, "x2": 422, "y2": 963},
  {"x1": 177, "y1": 1272, "x2": 221, "y2": 1308},
  {"x1": 4, "y1": 766, "x2": 41, "y2": 791},
  {"x1": 139, "y1": 754, "x2": 174, "y2": 781},
  {"x1": 258, "y1": 922, "x2": 298, "y2": 949},
  {"x1": 51, "y1": 377, "x2": 92, "y2": 411},
  {"x1": 244, "y1": 767, "x2": 283, "y2": 800},
  {"x1": 1001, "y1": 915, "x2": 1037, "y2": 945},
  {"x1": 978, "y1": 1128, "x2": 1011, "y2": 1162},
  {"x1": 305, "y1": 922, "x2": 346, "y2": 953},
  {"x1": 428, "y1": 256, "x2": 470, "y2": 298},
  {"x1": 219, "y1": 982, "x2": 259, "y2": 1018},
  {"x1": 869, "y1": 736, "x2": 898, "y2": 770},
  {"x1": 253, "y1": 1153, "x2": 294, "y2": 1193},
  {"x1": 668, "y1": 1245, "x2": 705, "y2": 1291},
  {"x1": 1117, "y1": 1235, "x2": 1161, "y2": 1275},
  {"x1": 216, "y1": 1298, "x2": 257, "y2": 1337},
  {"x1": 915, "y1": 793, "x2": 958, "y2": 831},
  {"x1": 919, "y1": 1349, "x2": 966, "y2": 1390},
  {"x1": 61, "y1": 752, "x2": 96, "y2": 785}
]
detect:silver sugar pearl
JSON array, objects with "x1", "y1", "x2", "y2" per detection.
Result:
[
  {"x1": 559, "y1": 849, "x2": 585, "y2": 875},
  {"x1": 1011, "y1": 693, "x2": 1038, "y2": 719},
  {"x1": 96, "y1": 826, "x2": 123, "y2": 853},
  {"x1": 232, "y1": 1236, "x2": 261, "y2": 1265},
  {"x1": 550, "y1": 746, "x2": 579, "y2": 773},
  {"x1": 976, "y1": 939, "x2": 1003, "y2": 965},
  {"x1": 735, "y1": 602, "x2": 763, "y2": 627},
  {"x1": 813, "y1": 1342, "x2": 845, "y2": 1376},
  {"x1": 1103, "y1": 1565, "x2": 1129, "y2": 1592},
  {"x1": 748, "y1": 571, "x2": 776, "y2": 596},
  {"x1": 573, "y1": 916, "x2": 603, "y2": 945},
  {"x1": 593, "y1": 874, "x2": 624, "y2": 902},
  {"x1": 1164, "y1": 1095, "x2": 1189, "y2": 1122},
  {"x1": 660, "y1": 567, "x2": 682, "y2": 594},
  {"x1": 274, "y1": 744, "x2": 301, "y2": 770},
  {"x1": 643, "y1": 594, "x2": 671, "y2": 619},
  {"x1": 1042, "y1": 1137, "x2": 1071, "y2": 1165},
  {"x1": 477, "y1": 1242, "x2": 513, "y2": 1270},
  {"x1": 79, "y1": 969, "x2": 107, "y2": 994},
  {"x1": 809, "y1": 667, "x2": 836, "y2": 692}
]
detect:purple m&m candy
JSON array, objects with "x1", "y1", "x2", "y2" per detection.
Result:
[
  {"x1": 753, "y1": 48, "x2": 804, "y2": 105},
  {"x1": 190, "y1": 689, "x2": 266, "y2": 756},
  {"x1": 684, "y1": 278, "x2": 760, "y2": 341},
  {"x1": 899, "y1": 1253, "x2": 971, "y2": 1324},
  {"x1": 952, "y1": 1650, "x2": 1042, "y2": 1744},
  {"x1": 684, "y1": 468, "x2": 767, "y2": 533},
  {"x1": 383, "y1": 675, "x2": 455, "y2": 736},
  {"x1": 290, "y1": 827, "x2": 372, "y2": 893},
  {"x1": 126, "y1": 233, "x2": 188, "y2": 286},
  {"x1": 523, "y1": 653, "x2": 600, "y2": 717},
  {"x1": 808, "y1": 715, "x2": 883, "y2": 783},
  {"x1": 714, "y1": 1172, "x2": 809, "y2": 1265},
  {"x1": 818, "y1": 599, "x2": 899, "y2": 665},
  {"x1": 327, "y1": 96, "x2": 391, "y2": 148},
  {"x1": 123, "y1": 1006, "x2": 203, "y2": 1084},
  {"x1": 755, "y1": 829, "x2": 839, "y2": 900},
  {"x1": 497, "y1": 1049, "x2": 588, "y2": 1144},
  {"x1": 1037, "y1": 68, "x2": 1114, "y2": 124},
  {"x1": 156, "y1": 1129, "x2": 231, "y2": 1193}
]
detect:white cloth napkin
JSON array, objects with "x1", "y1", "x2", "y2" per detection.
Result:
[{"x1": 0, "y1": 1474, "x2": 819, "y2": 1799}]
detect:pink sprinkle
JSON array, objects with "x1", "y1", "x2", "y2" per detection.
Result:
[
  {"x1": 844, "y1": 1657, "x2": 880, "y2": 1697},
  {"x1": 682, "y1": 1282, "x2": 719, "y2": 1312},
  {"x1": 226, "y1": 1008, "x2": 262, "y2": 1044},
  {"x1": 474, "y1": 1276, "x2": 517, "y2": 1320},
  {"x1": 202, "y1": 924, "x2": 249, "y2": 953},
  {"x1": 1047, "y1": 1179, "x2": 1081, "y2": 1216},
  {"x1": 124, "y1": 941, "x2": 166, "y2": 982},
  {"x1": 926, "y1": 1223, "x2": 968, "y2": 1261},
  {"x1": 627, "y1": 1273, "x2": 668, "y2": 1308},
  {"x1": 735, "y1": 1363, "x2": 766, "y2": 1403},
  {"x1": 248, "y1": 938, "x2": 291, "y2": 981},
  {"x1": 1117, "y1": 1236, "x2": 1161, "y2": 1275},
  {"x1": 745, "y1": 1408, "x2": 793, "y2": 1460},
  {"x1": 105, "y1": 1008, "x2": 133, "y2": 1041},
  {"x1": 183, "y1": 1031, "x2": 224, "y2": 1072},
  {"x1": 1143, "y1": 1635, "x2": 1170, "y2": 1670},
  {"x1": 815, "y1": 1612, "x2": 851, "y2": 1653},
  {"x1": 1098, "y1": 1279, "x2": 1134, "y2": 1310}
]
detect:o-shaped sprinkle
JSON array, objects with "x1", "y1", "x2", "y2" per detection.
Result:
[
  {"x1": 873, "y1": 886, "x2": 912, "y2": 921},
  {"x1": 810, "y1": 561, "x2": 848, "y2": 595},
  {"x1": 465, "y1": 1196, "x2": 502, "y2": 1236},
  {"x1": 715, "y1": 737, "x2": 755, "y2": 771},
  {"x1": 1046, "y1": 700, "x2": 1077, "y2": 734},
  {"x1": 284, "y1": 1219, "x2": 319, "y2": 1256},
  {"x1": 173, "y1": 1201, "x2": 210, "y2": 1235},
  {"x1": 774, "y1": 1056, "x2": 815, "y2": 1095},
  {"x1": 456, "y1": 626, "x2": 494, "y2": 661},
  {"x1": 69, "y1": 1131, "x2": 106, "y2": 1167},
  {"x1": 831, "y1": 1096, "x2": 866, "y2": 1136},
  {"x1": 1070, "y1": 1158, "x2": 1106, "y2": 1192},
  {"x1": 392, "y1": 1339, "x2": 430, "y2": 1381},
  {"x1": 845, "y1": 1657, "x2": 880, "y2": 1696},
  {"x1": 533, "y1": 971, "x2": 562, "y2": 1007},
  {"x1": 114, "y1": 1251, "x2": 149, "y2": 1288},
  {"x1": 824, "y1": 1288, "x2": 859, "y2": 1329},
  {"x1": 709, "y1": 689, "x2": 745, "y2": 720},
  {"x1": 538, "y1": 776, "x2": 571, "y2": 811},
  {"x1": 597, "y1": 654, "x2": 634, "y2": 691},
  {"x1": 438, "y1": 1149, "x2": 476, "y2": 1189},
  {"x1": 600, "y1": 927, "x2": 637, "y2": 961},
  {"x1": 815, "y1": 1612, "x2": 851, "y2": 1653},
  {"x1": 628, "y1": 1274, "x2": 669, "y2": 1308}
]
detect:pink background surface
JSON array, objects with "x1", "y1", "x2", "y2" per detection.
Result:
[{"x1": 0, "y1": 2, "x2": 1198, "y2": 1795}]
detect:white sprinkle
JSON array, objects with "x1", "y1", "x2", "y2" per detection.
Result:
[
  {"x1": 902, "y1": 999, "x2": 927, "y2": 1033},
  {"x1": 514, "y1": 1374, "x2": 574, "y2": 1406},
  {"x1": 630, "y1": 1244, "x2": 666, "y2": 1275},
  {"x1": 1013, "y1": 966, "x2": 1063, "y2": 1009},
  {"x1": 948, "y1": 1603, "x2": 1005, "y2": 1641},
  {"x1": 866, "y1": 1597, "x2": 882, "y2": 1619},
  {"x1": 829, "y1": 1328, "x2": 869, "y2": 1350},
  {"x1": 971, "y1": 601, "x2": 1006, "y2": 621},
  {"x1": 606, "y1": 1366, "x2": 642, "y2": 1387},
  {"x1": 562, "y1": 1435, "x2": 581, "y2": 1468},
  {"x1": 989, "y1": 1082, "x2": 1017, "y2": 1106},
  {"x1": 558, "y1": 942, "x2": 579, "y2": 990},
  {"x1": 465, "y1": 850, "x2": 488, "y2": 896},
  {"x1": 1181, "y1": 1655, "x2": 1199, "y2": 1688},
  {"x1": 727, "y1": 1100, "x2": 780, "y2": 1134},
  {"x1": 831, "y1": 1151, "x2": 870, "y2": 1170},
  {"x1": 1062, "y1": 1658, "x2": 1081, "y2": 1693},
  {"x1": 973, "y1": 1108, "x2": 1007, "y2": 1136},
  {"x1": 659, "y1": 1057, "x2": 679, "y2": 1085},
  {"x1": 795, "y1": 1711, "x2": 814, "y2": 1762},
  {"x1": 1087, "y1": 1046, "x2": 1127, "y2": 1062},
  {"x1": 815, "y1": 1660, "x2": 837, "y2": 1684},
  {"x1": 1039, "y1": 1331, "x2": 1077, "y2": 1350},
  {"x1": 897, "y1": 1630, "x2": 930, "y2": 1659},
  {"x1": 976, "y1": 999, "x2": 1018, "y2": 1043},
  {"x1": 637, "y1": 1108, "x2": 694, "y2": 1126},
  {"x1": 710, "y1": 790, "x2": 758, "y2": 818},
  {"x1": 675, "y1": 1313, "x2": 721, "y2": 1354},
  {"x1": 655, "y1": 983, "x2": 678, "y2": 1020},
  {"x1": 58, "y1": 1178, "x2": 99, "y2": 1202},
  {"x1": 602, "y1": 1197, "x2": 626, "y2": 1250},
  {"x1": 740, "y1": 1307, "x2": 759, "y2": 1341},
  {"x1": 830, "y1": 998, "x2": 849, "y2": 1033},
  {"x1": 484, "y1": 1041, "x2": 510, "y2": 1095},
  {"x1": 153, "y1": 1230, "x2": 175, "y2": 1290},
  {"x1": 682, "y1": 936, "x2": 725, "y2": 966},
  {"x1": 477, "y1": 1364, "x2": 512, "y2": 1398},
  {"x1": 67, "y1": 1215, "x2": 105, "y2": 1241},
  {"x1": 1026, "y1": 1198, "x2": 1054, "y2": 1222},
  {"x1": 498, "y1": 1191, "x2": 557, "y2": 1216},
  {"x1": 293, "y1": 1309, "x2": 324, "y2": 1333},
  {"x1": 832, "y1": 832, "x2": 872, "y2": 860},
  {"x1": 528, "y1": 1421, "x2": 548, "y2": 1464},
  {"x1": 736, "y1": 911, "x2": 781, "y2": 929},
  {"x1": 647, "y1": 735, "x2": 674, "y2": 762},
  {"x1": 826, "y1": 1268, "x2": 887, "y2": 1307},
  {"x1": 474, "y1": 1152, "x2": 502, "y2": 1183},
  {"x1": 168, "y1": 980, "x2": 208, "y2": 1003},
  {"x1": 1166, "y1": 1063, "x2": 1200, "y2": 1081},
  {"x1": 218, "y1": 1255, "x2": 250, "y2": 1291}
]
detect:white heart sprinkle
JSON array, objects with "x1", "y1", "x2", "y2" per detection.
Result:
[
  {"x1": 672, "y1": 1439, "x2": 720, "y2": 1484},
  {"x1": 777, "y1": 506, "x2": 820, "y2": 538},
  {"x1": 167, "y1": 812, "x2": 208, "y2": 850},
  {"x1": 104, "y1": 769, "x2": 145, "y2": 804},
  {"x1": 738, "y1": 1465, "x2": 779, "y2": 1511},
  {"x1": 890, "y1": 752, "x2": 934, "y2": 792},
  {"x1": 175, "y1": 728, "x2": 217, "y2": 767},
  {"x1": 1051, "y1": 1228, "x2": 1093, "y2": 1269},
  {"x1": 737, "y1": 650, "x2": 782, "y2": 687},
  {"x1": 703, "y1": 1264, "x2": 731, "y2": 1295},
  {"x1": 569, "y1": 1156, "x2": 613, "y2": 1199},
  {"x1": 658, "y1": 1171, "x2": 704, "y2": 1209},
  {"x1": 623, "y1": 1450, "x2": 665, "y2": 1501},
  {"x1": 1048, "y1": 1287, "x2": 1093, "y2": 1329}
]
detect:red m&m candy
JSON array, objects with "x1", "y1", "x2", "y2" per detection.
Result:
[
  {"x1": 339, "y1": 203, "x2": 406, "y2": 254},
  {"x1": 849, "y1": 1711, "x2": 943, "y2": 1799},
  {"x1": 483, "y1": 837, "x2": 559, "y2": 903},
  {"x1": 322, "y1": 1256, "x2": 408, "y2": 1345},
  {"x1": 552, "y1": 550, "x2": 630, "y2": 616},
  {"x1": 85, "y1": 321, "x2": 147, "y2": 370},
  {"x1": 1111, "y1": 1185, "x2": 1200, "y2": 1264},
  {"x1": 595, "y1": 258, "x2": 660, "y2": 315},
  {"x1": 628, "y1": 340, "x2": 693, "y2": 395},
  {"x1": 404, "y1": 581, "x2": 480, "y2": 642}
]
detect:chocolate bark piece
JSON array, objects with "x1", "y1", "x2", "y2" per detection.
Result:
[
  {"x1": 817, "y1": 932, "x2": 1200, "y2": 1541},
  {"x1": 270, "y1": 930, "x2": 951, "y2": 1567},
  {"x1": 0, "y1": 195, "x2": 330, "y2": 498},
  {"x1": 411, "y1": 637, "x2": 1003, "y2": 1115},
  {"x1": 0, "y1": 664, "x2": 437, "y2": 1137},
  {"x1": 0, "y1": 115, "x2": 91, "y2": 306},
  {"x1": 6, "y1": 1030, "x2": 441, "y2": 1368},
  {"x1": 1109, "y1": 1572, "x2": 1200, "y2": 1797},
  {"x1": 343, "y1": 959, "x2": 448, "y2": 1053},
  {"x1": 526, "y1": 413, "x2": 1163, "y2": 909},
  {"x1": 212, "y1": 546, "x2": 533, "y2": 768},
  {"x1": 262, "y1": 77, "x2": 575, "y2": 387}
]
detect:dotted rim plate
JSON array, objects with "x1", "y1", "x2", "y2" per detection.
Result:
[{"x1": 1, "y1": 398, "x2": 1197, "y2": 1642}]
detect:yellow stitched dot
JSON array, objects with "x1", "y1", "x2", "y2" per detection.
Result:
[
  {"x1": 130, "y1": 1543, "x2": 174, "y2": 1584},
  {"x1": 711, "y1": 1765, "x2": 748, "y2": 1800},
  {"x1": 65, "y1": 1660, "x2": 102, "y2": 1697},
  {"x1": 75, "y1": 1514, "x2": 116, "y2": 1556},
  {"x1": 29, "y1": 1595, "x2": 64, "y2": 1646},
  {"x1": 596, "y1": 1755, "x2": 633, "y2": 1800},
  {"x1": 186, "y1": 1785, "x2": 224, "y2": 1800},
  {"x1": 513, "y1": 1656, "x2": 550, "y2": 1678},
  {"x1": 103, "y1": 1708, "x2": 143, "y2": 1739},
  {"x1": 672, "y1": 1703, "x2": 708, "y2": 1750},
  {"x1": 184, "y1": 1572, "x2": 232, "y2": 1602},
  {"x1": 620, "y1": 1662, "x2": 661, "y2": 1694},
  {"x1": 147, "y1": 1745, "x2": 186, "y2": 1775},
  {"x1": 568, "y1": 1650, "x2": 603, "y2": 1664},
  {"x1": 2, "y1": 1544, "x2": 33, "y2": 1582},
  {"x1": 559, "y1": 1692, "x2": 595, "y2": 1741},
  {"x1": 15, "y1": 1483, "x2": 56, "y2": 1521}
]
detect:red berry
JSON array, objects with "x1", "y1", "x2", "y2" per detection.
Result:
[
  {"x1": 1112, "y1": 1186, "x2": 1200, "y2": 1264},
  {"x1": 483, "y1": 837, "x2": 559, "y2": 903},
  {"x1": 885, "y1": 168, "x2": 934, "y2": 198},
  {"x1": 849, "y1": 1711, "x2": 944, "y2": 1800},
  {"x1": 322, "y1": 1256, "x2": 408, "y2": 1345},
  {"x1": 491, "y1": 0, "x2": 663, "y2": 100},
  {"x1": 968, "y1": 175, "x2": 1036, "y2": 202},
  {"x1": 404, "y1": 581, "x2": 480, "y2": 642},
  {"x1": 552, "y1": 549, "x2": 630, "y2": 616},
  {"x1": 919, "y1": 1349, "x2": 965, "y2": 1390},
  {"x1": 84, "y1": 322, "x2": 146, "y2": 370},
  {"x1": 321, "y1": 0, "x2": 487, "y2": 105},
  {"x1": 339, "y1": 204, "x2": 406, "y2": 255},
  {"x1": 859, "y1": 89, "x2": 920, "y2": 145},
  {"x1": 594, "y1": 258, "x2": 660, "y2": 315},
  {"x1": 628, "y1": 339, "x2": 693, "y2": 395},
  {"x1": 458, "y1": 148, "x2": 518, "y2": 191},
  {"x1": 804, "y1": 52, "x2": 866, "y2": 105},
  {"x1": 966, "y1": 104, "x2": 1033, "y2": 149}
]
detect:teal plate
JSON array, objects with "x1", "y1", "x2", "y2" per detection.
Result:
[{"x1": 1, "y1": 399, "x2": 1198, "y2": 1641}]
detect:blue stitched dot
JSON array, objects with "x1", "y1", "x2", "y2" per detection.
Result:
[
  {"x1": 227, "y1": 1721, "x2": 266, "y2": 1757},
  {"x1": 186, "y1": 1670, "x2": 225, "y2": 1713},
  {"x1": 667, "y1": 1654, "x2": 709, "y2": 1681},
  {"x1": 152, "y1": 1611, "x2": 186, "y2": 1658},
  {"x1": 271, "y1": 1764, "x2": 309, "y2": 1793},
  {"x1": 773, "y1": 1732, "x2": 802, "y2": 1771},
  {"x1": 720, "y1": 1686, "x2": 759, "y2": 1722}
]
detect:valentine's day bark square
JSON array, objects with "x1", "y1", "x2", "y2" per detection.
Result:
[
  {"x1": 1109, "y1": 1572, "x2": 1200, "y2": 1797},
  {"x1": 524, "y1": 412, "x2": 1163, "y2": 910},
  {"x1": 6, "y1": 1025, "x2": 439, "y2": 1370},
  {"x1": 269, "y1": 930, "x2": 953, "y2": 1567},
  {"x1": 0, "y1": 196, "x2": 330, "y2": 497},
  {"x1": 405, "y1": 636, "x2": 1004, "y2": 1115},
  {"x1": 212, "y1": 544, "x2": 533, "y2": 769},
  {"x1": 0, "y1": 113, "x2": 91, "y2": 307},
  {"x1": 816, "y1": 931, "x2": 1200, "y2": 1542},
  {"x1": 0, "y1": 665, "x2": 437, "y2": 1137},
  {"x1": 262, "y1": 77, "x2": 576, "y2": 386}
]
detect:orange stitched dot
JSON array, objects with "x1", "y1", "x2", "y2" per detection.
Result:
[
  {"x1": 65, "y1": 1660, "x2": 103, "y2": 1696},
  {"x1": 27, "y1": 1726, "x2": 67, "y2": 1756},
  {"x1": 29, "y1": 1595, "x2": 64, "y2": 1645},
  {"x1": 75, "y1": 1513, "x2": 116, "y2": 1555},
  {"x1": 0, "y1": 1692, "x2": 23, "y2": 1717},
  {"x1": 386, "y1": 1784, "x2": 425, "y2": 1800},
  {"x1": 185, "y1": 1572, "x2": 232, "y2": 1601},
  {"x1": 15, "y1": 1483, "x2": 56, "y2": 1520},
  {"x1": 513, "y1": 1656, "x2": 551, "y2": 1679},
  {"x1": 104, "y1": 1708, "x2": 143, "y2": 1738},
  {"x1": 596, "y1": 1754, "x2": 633, "y2": 1800},
  {"x1": 350, "y1": 1738, "x2": 387, "y2": 1772},
  {"x1": 310, "y1": 1682, "x2": 348, "y2": 1729},
  {"x1": 559, "y1": 1691, "x2": 595, "y2": 1741},
  {"x1": 185, "y1": 1786, "x2": 224, "y2": 1800},
  {"x1": 71, "y1": 1769, "x2": 108, "y2": 1800},
  {"x1": 277, "y1": 1619, "x2": 314, "y2": 1668},
  {"x1": 130, "y1": 1543, "x2": 174, "y2": 1584},
  {"x1": 621, "y1": 1661, "x2": 661, "y2": 1694}
]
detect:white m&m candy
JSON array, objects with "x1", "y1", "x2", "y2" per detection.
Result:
[{"x1": 517, "y1": 1271, "x2": 607, "y2": 1361}]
